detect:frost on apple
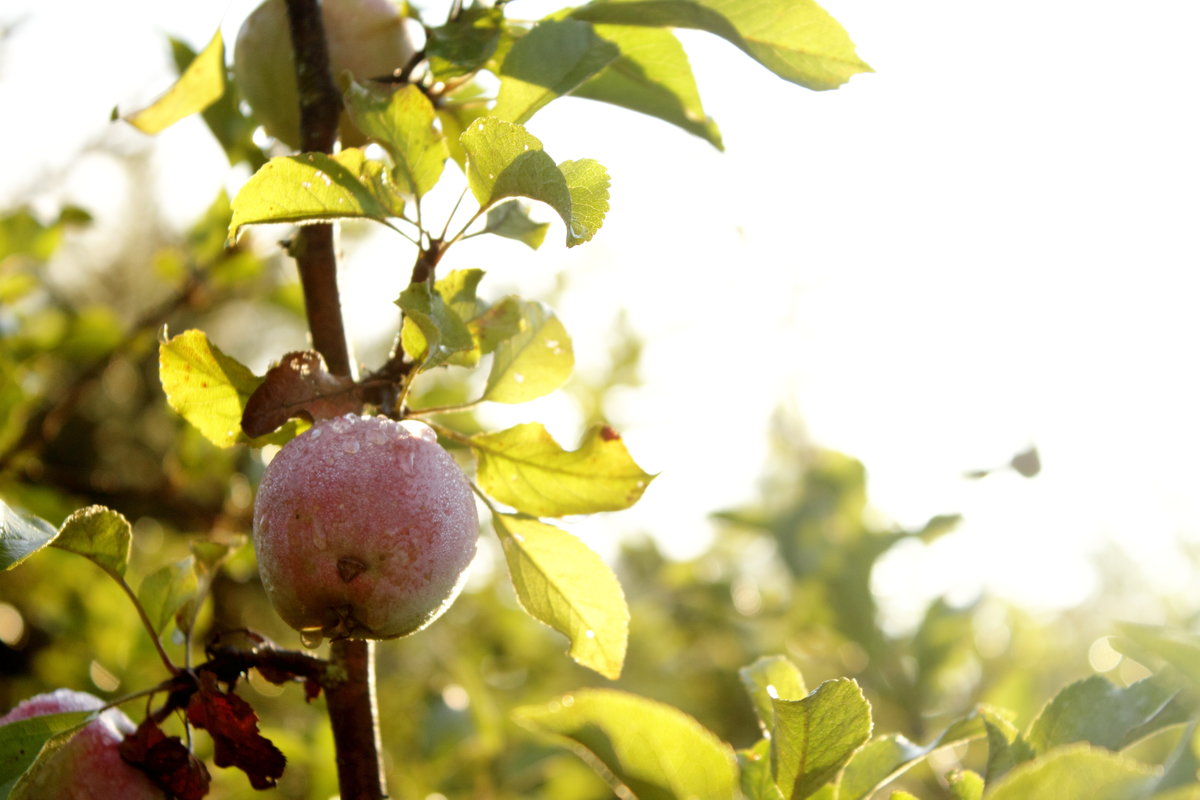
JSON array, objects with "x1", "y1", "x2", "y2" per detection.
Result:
[
  {"x1": 0, "y1": 689, "x2": 165, "y2": 800},
  {"x1": 253, "y1": 414, "x2": 478, "y2": 641}
]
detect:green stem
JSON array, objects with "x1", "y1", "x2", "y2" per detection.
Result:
[{"x1": 113, "y1": 573, "x2": 179, "y2": 676}]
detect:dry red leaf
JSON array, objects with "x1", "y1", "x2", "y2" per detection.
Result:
[{"x1": 241, "y1": 350, "x2": 362, "y2": 437}]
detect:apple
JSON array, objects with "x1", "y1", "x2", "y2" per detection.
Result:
[
  {"x1": 253, "y1": 414, "x2": 478, "y2": 640},
  {"x1": 233, "y1": 0, "x2": 418, "y2": 148},
  {"x1": 0, "y1": 689, "x2": 163, "y2": 799}
]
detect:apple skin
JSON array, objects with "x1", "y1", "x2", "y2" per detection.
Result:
[
  {"x1": 0, "y1": 689, "x2": 164, "y2": 800},
  {"x1": 253, "y1": 414, "x2": 478, "y2": 640},
  {"x1": 233, "y1": 0, "x2": 417, "y2": 148}
]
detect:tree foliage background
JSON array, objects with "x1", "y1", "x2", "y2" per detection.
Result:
[{"x1": 3, "y1": 2, "x2": 1200, "y2": 799}]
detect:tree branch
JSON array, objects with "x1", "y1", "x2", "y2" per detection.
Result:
[
  {"x1": 283, "y1": 0, "x2": 352, "y2": 379},
  {"x1": 282, "y1": 2, "x2": 385, "y2": 797}
]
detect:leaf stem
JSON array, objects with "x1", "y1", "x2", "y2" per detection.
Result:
[
  {"x1": 113, "y1": 572, "x2": 179, "y2": 676},
  {"x1": 406, "y1": 399, "x2": 483, "y2": 417}
]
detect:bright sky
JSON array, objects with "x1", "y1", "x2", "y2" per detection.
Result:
[{"x1": 3, "y1": 0, "x2": 1199, "y2": 628}]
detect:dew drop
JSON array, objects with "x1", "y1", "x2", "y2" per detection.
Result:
[
  {"x1": 311, "y1": 517, "x2": 327, "y2": 550},
  {"x1": 513, "y1": 373, "x2": 525, "y2": 384},
  {"x1": 301, "y1": 181, "x2": 312, "y2": 189},
  {"x1": 299, "y1": 629, "x2": 324, "y2": 649},
  {"x1": 342, "y1": 439, "x2": 361, "y2": 455},
  {"x1": 310, "y1": 428, "x2": 322, "y2": 440},
  {"x1": 584, "y1": 629, "x2": 595, "y2": 639}
]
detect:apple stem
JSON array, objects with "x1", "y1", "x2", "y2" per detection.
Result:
[{"x1": 282, "y1": 2, "x2": 385, "y2": 798}]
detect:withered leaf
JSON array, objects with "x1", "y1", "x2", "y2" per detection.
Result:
[
  {"x1": 120, "y1": 718, "x2": 212, "y2": 800},
  {"x1": 186, "y1": 671, "x2": 287, "y2": 790},
  {"x1": 241, "y1": 351, "x2": 362, "y2": 437}
]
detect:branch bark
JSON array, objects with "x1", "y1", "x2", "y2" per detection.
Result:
[{"x1": 282, "y1": 2, "x2": 385, "y2": 798}]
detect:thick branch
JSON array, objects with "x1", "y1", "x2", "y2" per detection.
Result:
[
  {"x1": 282, "y1": 4, "x2": 384, "y2": 799},
  {"x1": 327, "y1": 640, "x2": 386, "y2": 800},
  {"x1": 283, "y1": 0, "x2": 352, "y2": 378}
]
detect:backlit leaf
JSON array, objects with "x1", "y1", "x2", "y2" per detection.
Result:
[
  {"x1": 343, "y1": 81, "x2": 448, "y2": 198},
  {"x1": 482, "y1": 201, "x2": 550, "y2": 249},
  {"x1": 514, "y1": 688, "x2": 738, "y2": 800},
  {"x1": 1113, "y1": 623, "x2": 1200, "y2": 692},
  {"x1": 0, "y1": 500, "x2": 57, "y2": 571},
  {"x1": 739, "y1": 738, "x2": 786, "y2": 800},
  {"x1": 483, "y1": 301, "x2": 573, "y2": 403},
  {"x1": 125, "y1": 28, "x2": 225, "y2": 134},
  {"x1": 985, "y1": 744, "x2": 1158, "y2": 800},
  {"x1": 1026, "y1": 675, "x2": 1181, "y2": 754},
  {"x1": 837, "y1": 712, "x2": 986, "y2": 800},
  {"x1": 740, "y1": 655, "x2": 808, "y2": 733},
  {"x1": 425, "y1": 5, "x2": 505, "y2": 80},
  {"x1": 471, "y1": 422, "x2": 653, "y2": 516},
  {"x1": 493, "y1": 514, "x2": 628, "y2": 678},
  {"x1": 574, "y1": 25, "x2": 722, "y2": 148},
  {"x1": 228, "y1": 149, "x2": 403, "y2": 242},
  {"x1": 493, "y1": 20, "x2": 619, "y2": 124},
  {"x1": 139, "y1": 557, "x2": 200, "y2": 635},
  {"x1": 53, "y1": 505, "x2": 132, "y2": 578},
  {"x1": 772, "y1": 678, "x2": 872, "y2": 799},
  {"x1": 460, "y1": 117, "x2": 608, "y2": 246},
  {"x1": 398, "y1": 281, "x2": 475, "y2": 371},
  {"x1": 159, "y1": 329, "x2": 260, "y2": 448},
  {"x1": 570, "y1": 0, "x2": 871, "y2": 90}
]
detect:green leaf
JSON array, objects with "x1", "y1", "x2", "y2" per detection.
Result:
[
  {"x1": 985, "y1": 744, "x2": 1158, "y2": 800},
  {"x1": 947, "y1": 770, "x2": 984, "y2": 800},
  {"x1": 513, "y1": 688, "x2": 738, "y2": 800},
  {"x1": 483, "y1": 301, "x2": 574, "y2": 403},
  {"x1": 482, "y1": 201, "x2": 550, "y2": 249},
  {"x1": 983, "y1": 710, "x2": 1036, "y2": 783},
  {"x1": 398, "y1": 281, "x2": 475, "y2": 371},
  {"x1": 559, "y1": 159, "x2": 611, "y2": 246},
  {"x1": 570, "y1": 0, "x2": 872, "y2": 90},
  {"x1": 426, "y1": 5, "x2": 505, "y2": 80},
  {"x1": 493, "y1": 514, "x2": 628, "y2": 679},
  {"x1": 471, "y1": 422, "x2": 654, "y2": 516},
  {"x1": 0, "y1": 500, "x2": 57, "y2": 571},
  {"x1": 228, "y1": 149, "x2": 403, "y2": 242},
  {"x1": 1027, "y1": 675, "x2": 1180, "y2": 754},
  {"x1": 53, "y1": 506, "x2": 132, "y2": 578},
  {"x1": 494, "y1": 20, "x2": 619, "y2": 123},
  {"x1": 0, "y1": 711, "x2": 94, "y2": 798},
  {"x1": 459, "y1": 117, "x2": 609, "y2": 246},
  {"x1": 124, "y1": 28, "x2": 225, "y2": 133},
  {"x1": 772, "y1": 678, "x2": 872, "y2": 800},
  {"x1": 573, "y1": 25, "x2": 722, "y2": 148},
  {"x1": 1113, "y1": 622, "x2": 1200, "y2": 691},
  {"x1": 837, "y1": 712, "x2": 986, "y2": 800},
  {"x1": 739, "y1": 655, "x2": 808, "y2": 733},
  {"x1": 469, "y1": 297, "x2": 525, "y2": 359},
  {"x1": 740, "y1": 738, "x2": 786, "y2": 800},
  {"x1": 159, "y1": 329, "x2": 261, "y2": 448},
  {"x1": 343, "y1": 81, "x2": 448, "y2": 198},
  {"x1": 138, "y1": 556, "x2": 200, "y2": 635}
]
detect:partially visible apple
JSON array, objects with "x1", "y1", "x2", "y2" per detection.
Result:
[
  {"x1": 0, "y1": 689, "x2": 163, "y2": 799},
  {"x1": 233, "y1": 0, "x2": 418, "y2": 148},
  {"x1": 253, "y1": 414, "x2": 478, "y2": 640}
]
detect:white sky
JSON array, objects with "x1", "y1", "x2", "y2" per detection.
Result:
[{"x1": 3, "y1": 0, "x2": 1200, "y2": 627}]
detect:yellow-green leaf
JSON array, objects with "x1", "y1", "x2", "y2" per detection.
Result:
[
  {"x1": 228, "y1": 149, "x2": 403, "y2": 242},
  {"x1": 343, "y1": 81, "x2": 448, "y2": 198},
  {"x1": 574, "y1": 25, "x2": 723, "y2": 148},
  {"x1": 985, "y1": 744, "x2": 1158, "y2": 800},
  {"x1": 124, "y1": 28, "x2": 225, "y2": 134},
  {"x1": 740, "y1": 655, "x2": 808, "y2": 733},
  {"x1": 159, "y1": 329, "x2": 260, "y2": 448},
  {"x1": 138, "y1": 556, "x2": 200, "y2": 635},
  {"x1": 493, "y1": 20, "x2": 619, "y2": 124},
  {"x1": 53, "y1": 506, "x2": 132, "y2": 578},
  {"x1": 0, "y1": 711, "x2": 96, "y2": 798},
  {"x1": 460, "y1": 117, "x2": 608, "y2": 246},
  {"x1": 571, "y1": 0, "x2": 871, "y2": 90},
  {"x1": 471, "y1": 423, "x2": 653, "y2": 516},
  {"x1": 483, "y1": 301, "x2": 573, "y2": 403},
  {"x1": 493, "y1": 514, "x2": 628, "y2": 678},
  {"x1": 514, "y1": 688, "x2": 738, "y2": 800},
  {"x1": 773, "y1": 678, "x2": 873, "y2": 799}
]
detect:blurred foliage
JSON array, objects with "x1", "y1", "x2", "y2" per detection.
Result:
[{"x1": 2, "y1": 169, "x2": 1199, "y2": 799}]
